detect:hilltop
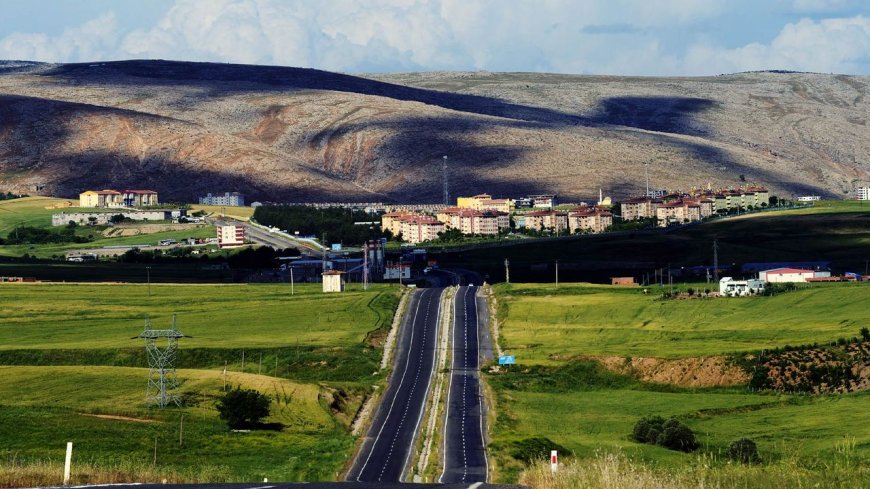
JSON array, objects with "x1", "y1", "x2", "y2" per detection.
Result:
[{"x1": 0, "y1": 60, "x2": 868, "y2": 202}]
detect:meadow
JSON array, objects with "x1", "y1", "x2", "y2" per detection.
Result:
[
  {"x1": 494, "y1": 282, "x2": 870, "y2": 360},
  {"x1": 0, "y1": 283, "x2": 401, "y2": 484},
  {"x1": 486, "y1": 281, "x2": 870, "y2": 486}
]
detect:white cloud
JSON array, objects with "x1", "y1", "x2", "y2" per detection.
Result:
[
  {"x1": 0, "y1": 13, "x2": 118, "y2": 62},
  {"x1": 0, "y1": 1, "x2": 867, "y2": 75},
  {"x1": 684, "y1": 16, "x2": 870, "y2": 74}
]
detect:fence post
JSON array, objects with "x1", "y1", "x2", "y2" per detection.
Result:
[{"x1": 63, "y1": 442, "x2": 73, "y2": 485}]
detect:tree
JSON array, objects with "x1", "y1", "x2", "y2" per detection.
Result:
[
  {"x1": 216, "y1": 387, "x2": 271, "y2": 429},
  {"x1": 860, "y1": 327, "x2": 870, "y2": 342},
  {"x1": 109, "y1": 214, "x2": 126, "y2": 224}
]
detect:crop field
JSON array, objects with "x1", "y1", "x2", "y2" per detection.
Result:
[
  {"x1": 486, "y1": 281, "x2": 870, "y2": 486},
  {"x1": 0, "y1": 197, "x2": 73, "y2": 234},
  {"x1": 190, "y1": 204, "x2": 255, "y2": 220},
  {"x1": 0, "y1": 283, "x2": 401, "y2": 485},
  {"x1": 494, "y1": 282, "x2": 870, "y2": 360}
]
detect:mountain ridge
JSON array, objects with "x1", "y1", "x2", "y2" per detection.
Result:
[{"x1": 0, "y1": 60, "x2": 867, "y2": 202}]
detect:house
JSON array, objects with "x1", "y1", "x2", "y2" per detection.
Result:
[
  {"x1": 199, "y1": 192, "x2": 244, "y2": 207},
  {"x1": 620, "y1": 197, "x2": 661, "y2": 220},
  {"x1": 568, "y1": 206, "x2": 613, "y2": 234},
  {"x1": 381, "y1": 211, "x2": 418, "y2": 237},
  {"x1": 759, "y1": 268, "x2": 831, "y2": 283},
  {"x1": 611, "y1": 277, "x2": 638, "y2": 286},
  {"x1": 456, "y1": 193, "x2": 514, "y2": 213},
  {"x1": 523, "y1": 210, "x2": 569, "y2": 234},
  {"x1": 719, "y1": 277, "x2": 765, "y2": 296},
  {"x1": 216, "y1": 224, "x2": 246, "y2": 248},
  {"x1": 322, "y1": 270, "x2": 345, "y2": 292}
]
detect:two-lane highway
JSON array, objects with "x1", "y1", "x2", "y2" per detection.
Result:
[
  {"x1": 440, "y1": 285, "x2": 488, "y2": 483},
  {"x1": 347, "y1": 287, "x2": 444, "y2": 482}
]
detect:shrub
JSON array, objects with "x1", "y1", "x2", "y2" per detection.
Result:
[
  {"x1": 631, "y1": 416, "x2": 698, "y2": 452},
  {"x1": 727, "y1": 438, "x2": 761, "y2": 464},
  {"x1": 510, "y1": 437, "x2": 570, "y2": 465},
  {"x1": 860, "y1": 327, "x2": 869, "y2": 342},
  {"x1": 215, "y1": 387, "x2": 270, "y2": 429}
]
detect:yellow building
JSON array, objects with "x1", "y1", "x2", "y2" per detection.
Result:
[
  {"x1": 79, "y1": 190, "x2": 123, "y2": 208},
  {"x1": 456, "y1": 193, "x2": 513, "y2": 213}
]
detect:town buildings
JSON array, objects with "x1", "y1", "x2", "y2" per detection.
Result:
[
  {"x1": 52, "y1": 209, "x2": 187, "y2": 226},
  {"x1": 216, "y1": 224, "x2": 247, "y2": 248},
  {"x1": 456, "y1": 193, "x2": 514, "y2": 213},
  {"x1": 79, "y1": 189, "x2": 158, "y2": 208},
  {"x1": 656, "y1": 200, "x2": 702, "y2": 227},
  {"x1": 719, "y1": 277, "x2": 766, "y2": 296},
  {"x1": 199, "y1": 192, "x2": 245, "y2": 207},
  {"x1": 436, "y1": 207, "x2": 510, "y2": 235},
  {"x1": 621, "y1": 197, "x2": 661, "y2": 220},
  {"x1": 399, "y1": 216, "x2": 445, "y2": 245},
  {"x1": 857, "y1": 187, "x2": 870, "y2": 201}
]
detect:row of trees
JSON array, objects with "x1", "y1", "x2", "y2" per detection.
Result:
[
  {"x1": 253, "y1": 205, "x2": 384, "y2": 246},
  {"x1": 0, "y1": 226, "x2": 93, "y2": 245}
]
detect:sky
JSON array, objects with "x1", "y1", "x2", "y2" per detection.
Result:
[{"x1": 0, "y1": 0, "x2": 868, "y2": 76}]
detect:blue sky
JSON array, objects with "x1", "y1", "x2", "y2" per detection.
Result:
[{"x1": 0, "y1": 0, "x2": 868, "y2": 75}]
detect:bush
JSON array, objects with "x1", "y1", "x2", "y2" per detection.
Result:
[
  {"x1": 727, "y1": 438, "x2": 761, "y2": 464},
  {"x1": 510, "y1": 437, "x2": 570, "y2": 464},
  {"x1": 215, "y1": 387, "x2": 270, "y2": 429},
  {"x1": 631, "y1": 416, "x2": 698, "y2": 452}
]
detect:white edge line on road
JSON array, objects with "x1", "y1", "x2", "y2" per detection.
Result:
[
  {"x1": 438, "y1": 285, "x2": 462, "y2": 483},
  {"x1": 468, "y1": 482, "x2": 485, "y2": 489},
  {"x1": 401, "y1": 286, "x2": 445, "y2": 482},
  {"x1": 355, "y1": 288, "x2": 424, "y2": 481}
]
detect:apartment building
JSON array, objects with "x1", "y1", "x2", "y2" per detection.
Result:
[
  {"x1": 399, "y1": 216, "x2": 445, "y2": 244},
  {"x1": 620, "y1": 197, "x2": 661, "y2": 221},
  {"x1": 199, "y1": 192, "x2": 245, "y2": 207},
  {"x1": 456, "y1": 193, "x2": 514, "y2": 213},
  {"x1": 857, "y1": 186, "x2": 870, "y2": 200},
  {"x1": 437, "y1": 207, "x2": 509, "y2": 235},
  {"x1": 523, "y1": 210, "x2": 569, "y2": 234},
  {"x1": 656, "y1": 200, "x2": 702, "y2": 227},
  {"x1": 217, "y1": 224, "x2": 247, "y2": 248},
  {"x1": 568, "y1": 206, "x2": 613, "y2": 234},
  {"x1": 79, "y1": 189, "x2": 158, "y2": 208},
  {"x1": 123, "y1": 190, "x2": 159, "y2": 207}
]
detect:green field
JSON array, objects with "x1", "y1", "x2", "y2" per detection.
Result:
[
  {"x1": 494, "y1": 282, "x2": 870, "y2": 360},
  {"x1": 487, "y1": 282, "x2": 870, "y2": 486},
  {"x1": 0, "y1": 197, "x2": 72, "y2": 234},
  {"x1": 190, "y1": 204, "x2": 254, "y2": 220},
  {"x1": 0, "y1": 283, "x2": 401, "y2": 484}
]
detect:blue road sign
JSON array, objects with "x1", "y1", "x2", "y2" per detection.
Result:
[{"x1": 498, "y1": 355, "x2": 516, "y2": 365}]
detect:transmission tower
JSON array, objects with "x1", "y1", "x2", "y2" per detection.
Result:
[
  {"x1": 135, "y1": 315, "x2": 188, "y2": 408},
  {"x1": 442, "y1": 155, "x2": 449, "y2": 205}
]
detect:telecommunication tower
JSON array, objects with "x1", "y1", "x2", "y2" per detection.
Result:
[{"x1": 135, "y1": 315, "x2": 188, "y2": 407}]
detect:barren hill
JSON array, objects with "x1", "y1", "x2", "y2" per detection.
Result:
[{"x1": 0, "y1": 60, "x2": 867, "y2": 203}]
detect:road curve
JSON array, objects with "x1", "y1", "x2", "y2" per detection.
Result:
[
  {"x1": 440, "y1": 285, "x2": 488, "y2": 483},
  {"x1": 346, "y1": 287, "x2": 444, "y2": 482},
  {"x1": 42, "y1": 482, "x2": 524, "y2": 489}
]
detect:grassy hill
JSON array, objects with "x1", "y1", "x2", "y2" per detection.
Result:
[
  {"x1": 485, "y1": 282, "x2": 869, "y2": 485},
  {"x1": 0, "y1": 283, "x2": 401, "y2": 485}
]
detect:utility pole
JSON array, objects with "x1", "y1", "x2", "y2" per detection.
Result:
[
  {"x1": 363, "y1": 241, "x2": 369, "y2": 291},
  {"x1": 555, "y1": 260, "x2": 559, "y2": 287},
  {"x1": 321, "y1": 233, "x2": 327, "y2": 272},
  {"x1": 504, "y1": 258, "x2": 510, "y2": 284},
  {"x1": 146, "y1": 266, "x2": 151, "y2": 297},
  {"x1": 442, "y1": 155, "x2": 449, "y2": 205},
  {"x1": 713, "y1": 239, "x2": 719, "y2": 283},
  {"x1": 290, "y1": 267, "x2": 294, "y2": 295}
]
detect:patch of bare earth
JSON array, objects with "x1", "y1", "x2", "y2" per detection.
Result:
[
  {"x1": 79, "y1": 413, "x2": 156, "y2": 423},
  {"x1": 593, "y1": 355, "x2": 750, "y2": 387}
]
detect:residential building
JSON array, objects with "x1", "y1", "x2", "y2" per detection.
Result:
[
  {"x1": 216, "y1": 224, "x2": 246, "y2": 248},
  {"x1": 620, "y1": 197, "x2": 661, "y2": 221},
  {"x1": 199, "y1": 192, "x2": 245, "y2": 207},
  {"x1": 79, "y1": 189, "x2": 159, "y2": 208},
  {"x1": 456, "y1": 193, "x2": 514, "y2": 213},
  {"x1": 759, "y1": 268, "x2": 831, "y2": 283},
  {"x1": 79, "y1": 190, "x2": 123, "y2": 208},
  {"x1": 683, "y1": 198, "x2": 714, "y2": 218},
  {"x1": 384, "y1": 262, "x2": 411, "y2": 280},
  {"x1": 437, "y1": 208, "x2": 509, "y2": 235},
  {"x1": 381, "y1": 211, "x2": 419, "y2": 237},
  {"x1": 399, "y1": 216, "x2": 445, "y2": 244},
  {"x1": 523, "y1": 210, "x2": 569, "y2": 234},
  {"x1": 656, "y1": 200, "x2": 702, "y2": 227},
  {"x1": 797, "y1": 195, "x2": 821, "y2": 202},
  {"x1": 123, "y1": 190, "x2": 159, "y2": 207},
  {"x1": 857, "y1": 187, "x2": 870, "y2": 200},
  {"x1": 322, "y1": 270, "x2": 345, "y2": 292},
  {"x1": 568, "y1": 206, "x2": 613, "y2": 234},
  {"x1": 719, "y1": 277, "x2": 765, "y2": 297},
  {"x1": 52, "y1": 209, "x2": 186, "y2": 226}
]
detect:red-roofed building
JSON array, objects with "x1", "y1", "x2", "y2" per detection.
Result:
[
  {"x1": 399, "y1": 216, "x2": 445, "y2": 244},
  {"x1": 621, "y1": 197, "x2": 662, "y2": 221},
  {"x1": 656, "y1": 199, "x2": 702, "y2": 227},
  {"x1": 122, "y1": 190, "x2": 159, "y2": 207},
  {"x1": 569, "y1": 207, "x2": 613, "y2": 234},
  {"x1": 524, "y1": 210, "x2": 569, "y2": 234},
  {"x1": 437, "y1": 208, "x2": 509, "y2": 235}
]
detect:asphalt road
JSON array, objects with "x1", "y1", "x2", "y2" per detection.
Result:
[
  {"x1": 346, "y1": 287, "x2": 444, "y2": 482},
  {"x1": 440, "y1": 285, "x2": 488, "y2": 484},
  {"x1": 47, "y1": 482, "x2": 524, "y2": 489}
]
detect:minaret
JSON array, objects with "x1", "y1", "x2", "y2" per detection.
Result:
[{"x1": 598, "y1": 188, "x2": 603, "y2": 205}]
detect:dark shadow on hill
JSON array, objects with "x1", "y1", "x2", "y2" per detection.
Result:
[{"x1": 586, "y1": 96, "x2": 717, "y2": 136}]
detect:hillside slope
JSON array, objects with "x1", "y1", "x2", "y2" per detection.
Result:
[{"x1": 0, "y1": 60, "x2": 867, "y2": 202}]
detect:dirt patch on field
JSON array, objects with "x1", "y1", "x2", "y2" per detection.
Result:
[
  {"x1": 593, "y1": 355, "x2": 750, "y2": 387},
  {"x1": 79, "y1": 413, "x2": 157, "y2": 423},
  {"x1": 102, "y1": 223, "x2": 203, "y2": 237}
]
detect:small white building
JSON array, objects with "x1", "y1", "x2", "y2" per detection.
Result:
[
  {"x1": 719, "y1": 277, "x2": 765, "y2": 297},
  {"x1": 216, "y1": 224, "x2": 246, "y2": 248},
  {"x1": 322, "y1": 270, "x2": 345, "y2": 293},
  {"x1": 759, "y1": 268, "x2": 830, "y2": 283},
  {"x1": 384, "y1": 263, "x2": 411, "y2": 280}
]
